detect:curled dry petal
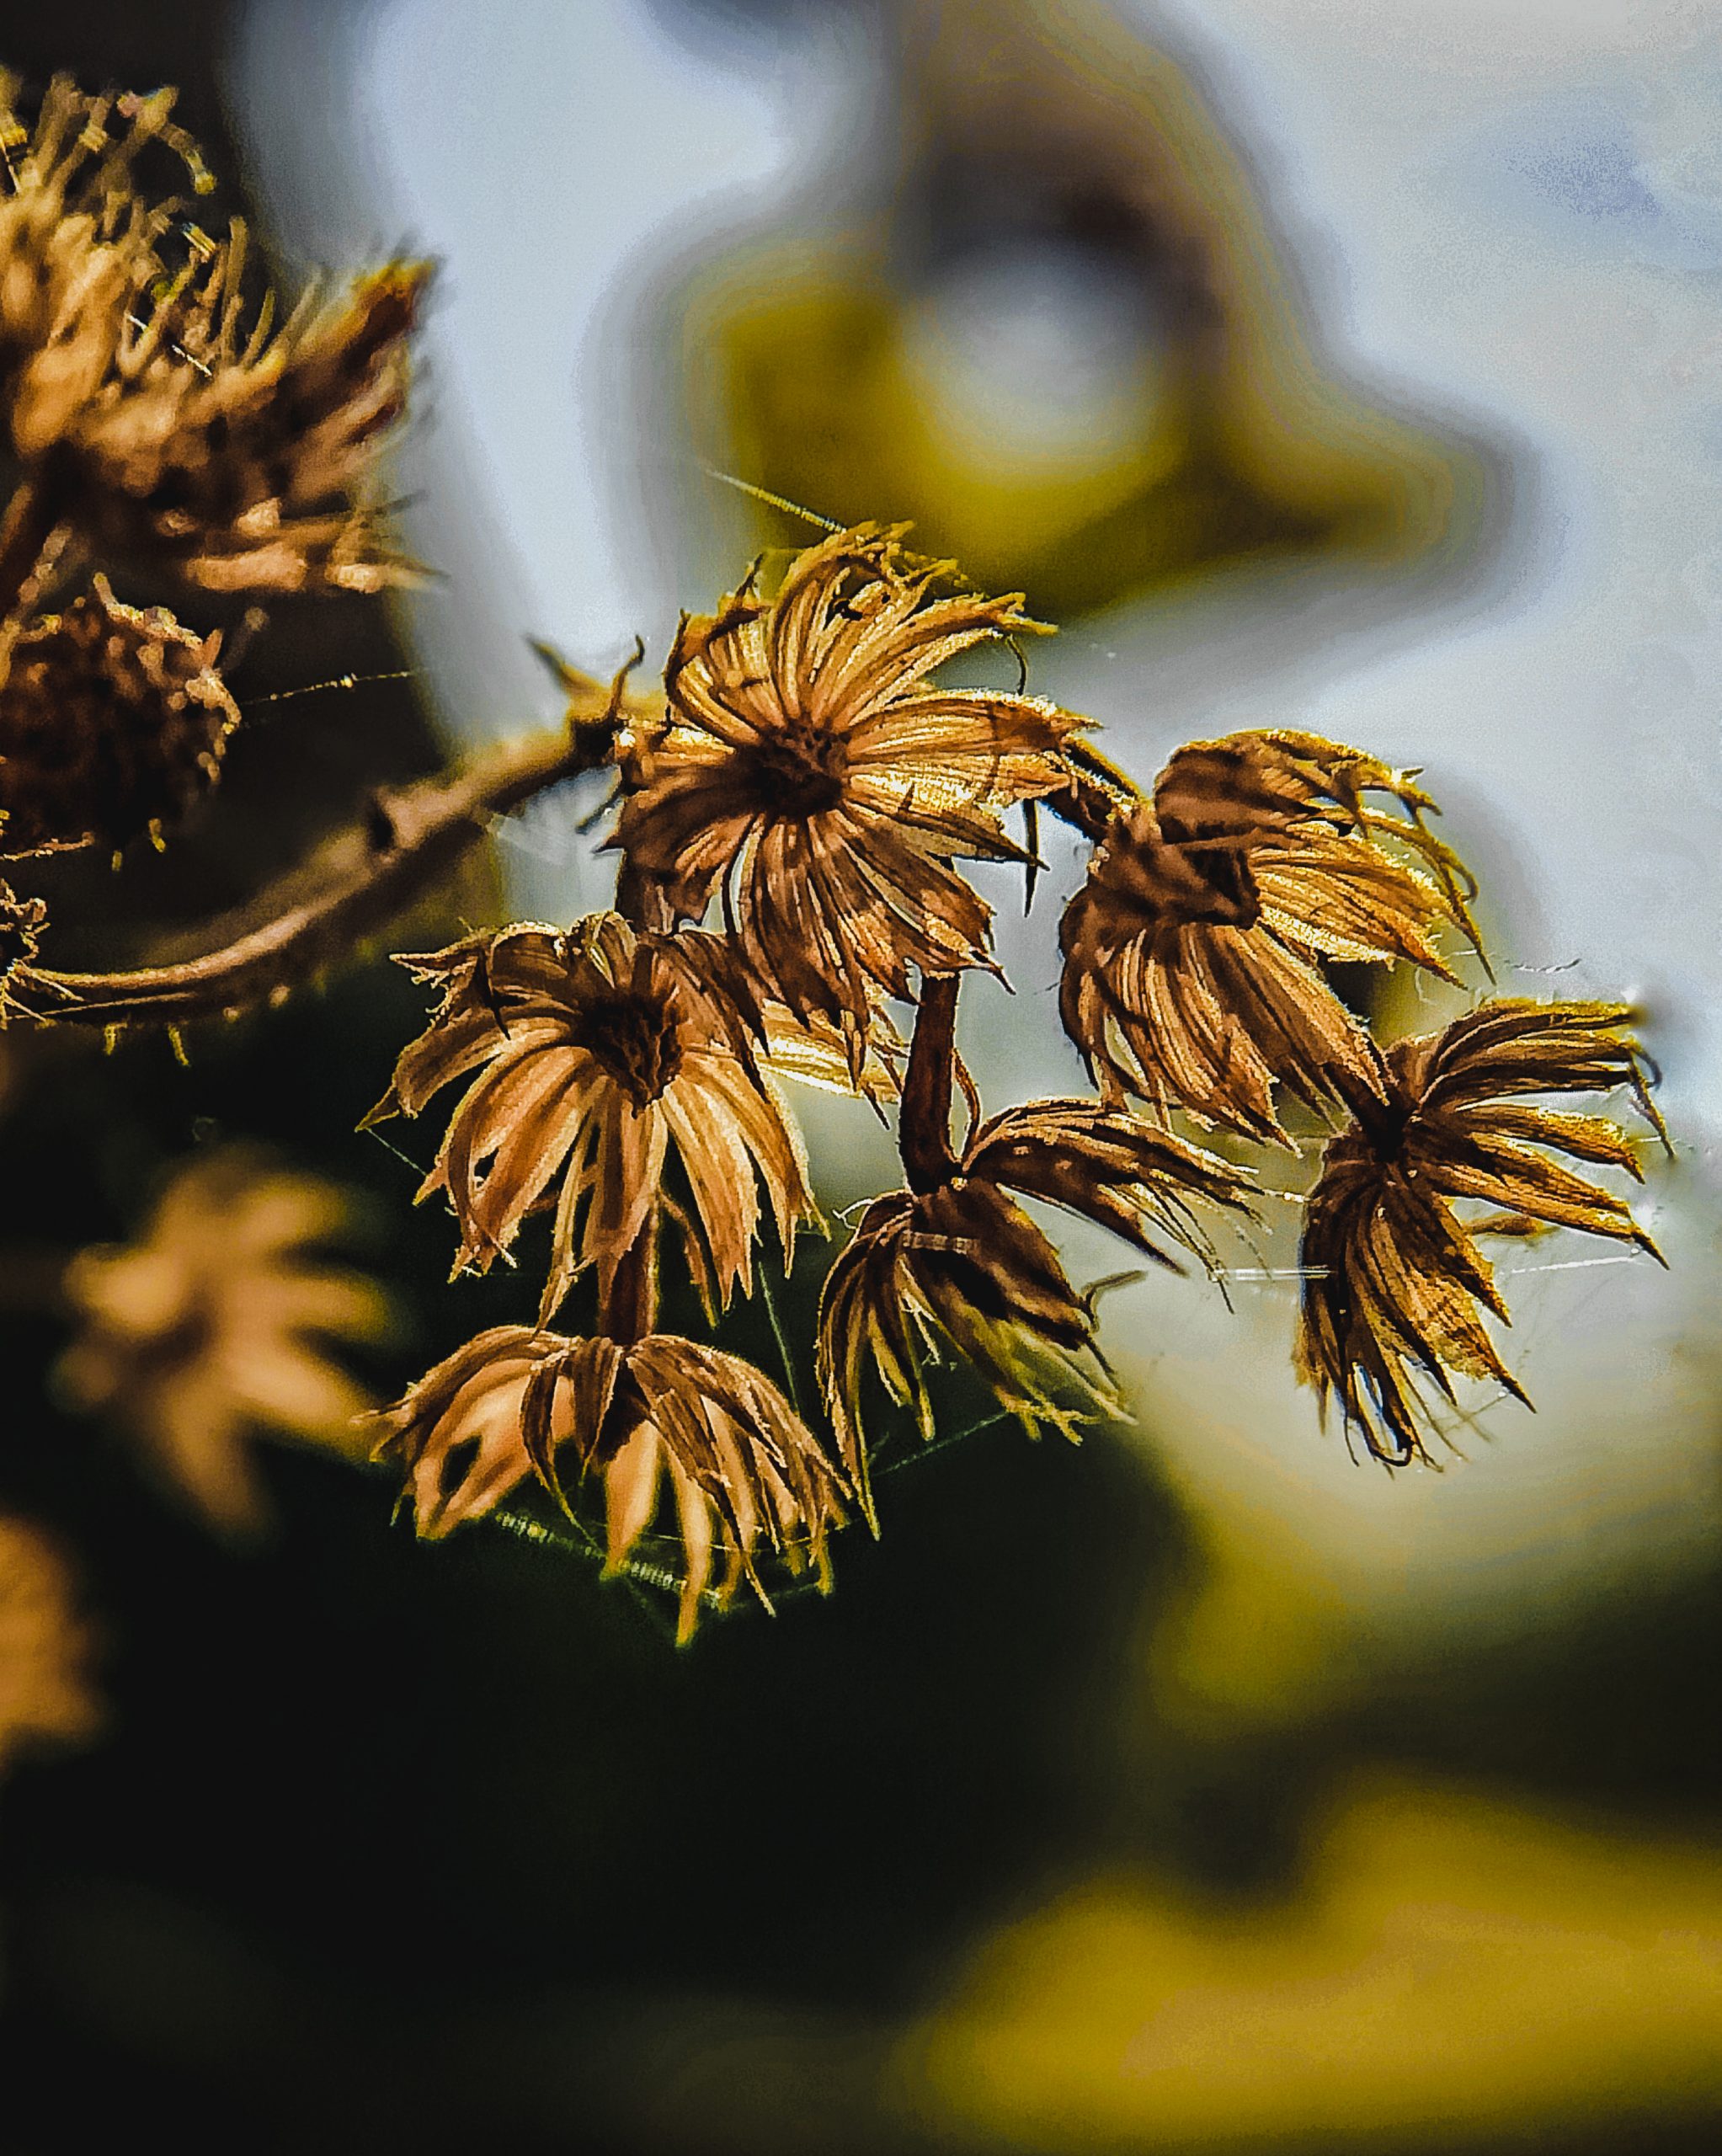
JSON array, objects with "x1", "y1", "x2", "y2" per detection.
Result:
[
  {"x1": 1060, "y1": 729, "x2": 1480, "y2": 1144},
  {"x1": 371, "y1": 913, "x2": 818, "y2": 1323},
  {"x1": 616, "y1": 522, "x2": 1084, "y2": 1066},
  {"x1": 370, "y1": 1326, "x2": 848, "y2": 1642},
  {"x1": 818, "y1": 1097, "x2": 1255, "y2": 1518},
  {"x1": 1295, "y1": 999, "x2": 1666, "y2": 1464},
  {"x1": 60, "y1": 1149, "x2": 389, "y2": 1531}
]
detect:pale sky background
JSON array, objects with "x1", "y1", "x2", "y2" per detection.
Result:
[{"x1": 232, "y1": 0, "x2": 1722, "y2": 1693}]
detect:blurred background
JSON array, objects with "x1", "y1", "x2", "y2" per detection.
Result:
[{"x1": 0, "y1": 1, "x2": 1719, "y2": 2149}]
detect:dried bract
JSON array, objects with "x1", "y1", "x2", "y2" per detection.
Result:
[
  {"x1": 61, "y1": 1150, "x2": 388, "y2": 1531},
  {"x1": 372, "y1": 914, "x2": 818, "y2": 1321},
  {"x1": 818, "y1": 1098, "x2": 1254, "y2": 1515},
  {"x1": 372, "y1": 1325, "x2": 847, "y2": 1642},
  {"x1": 0, "y1": 576, "x2": 238, "y2": 854},
  {"x1": 1295, "y1": 999, "x2": 1664, "y2": 1463},
  {"x1": 0, "y1": 1513, "x2": 99, "y2": 1776},
  {"x1": 1060, "y1": 730, "x2": 1478, "y2": 1144},
  {"x1": 616, "y1": 522, "x2": 1082, "y2": 1061},
  {"x1": 0, "y1": 73, "x2": 421, "y2": 595}
]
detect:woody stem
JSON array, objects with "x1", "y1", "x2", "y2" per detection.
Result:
[
  {"x1": 600, "y1": 1215, "x2": 659, "y2": 1344},
  {"x1": 8, "y1": 681, "x2": 633, "y2": 1032},
  {"x1": 898, "y1": 973, "x2": 961, "y2": 1193}
]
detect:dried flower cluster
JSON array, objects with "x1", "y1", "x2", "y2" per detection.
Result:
[
  {"x1": 0, "y1": 72, "x2": 1668, "y2": 1649},
  {"x1": 0, "y1": 71, "x2": 421, "y2": 876},
  {"x1": 365, "y1": 520, "x2": 1666, "y2": 1635}
]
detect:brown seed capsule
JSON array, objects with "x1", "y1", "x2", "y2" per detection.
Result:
[
  {"x1": 0, "y1": 72, "x2": 421, "y2": 596},
  {"x1": 0, "y1": 876, "x2": 46, "y2": 990},
  {"x1": 370, "y1": 913, "x2": 819, "y2": 1325},
  {"x1": 0, "y1": 575, "x2": 239, "y2": 856}
]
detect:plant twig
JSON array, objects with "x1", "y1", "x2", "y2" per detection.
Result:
[{"x1": 7, "y1": 668, "x2": 642, "y2": 1033}]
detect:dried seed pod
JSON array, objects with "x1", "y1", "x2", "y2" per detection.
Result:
[
  {"x1": 370, "y1": 914, "x2": 819, "y2": 1325},
  {"x1": 818, "y1": 1096, "x2": 1255, "y2": 1516},
  {"x1": 0, "y1": 576, "x2": 239, "y2": 855},
  {"x1": 0, "y1": 876, "x2": 46, "y2": 986}
]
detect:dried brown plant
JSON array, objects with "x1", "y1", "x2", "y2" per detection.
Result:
[
  {"x1": 1295, "y1": 999, "x2": 1665, "y2": 1463},
  {"x1": 0, "y1": 85, "x2": 1671, "y2": 1673},
  {"x1": 371, "y1": 913, "x2": 818, "y2": 1323},
  {"x1": 0, "y1": 574, "x2": 238, "y2": 855},
  {"x1": 1060, "y1": 729, "x2": 1479, "y2": 1144},
  {"x1": 0, "y1": 72, "x2": 422, "y2": 601},
  {"x1": 0, "y1": 1512, "x2": 99, "y2": 1776},
  {"x1": 61, "y1": 1150, "x2": 389, "y2": 1531},
  {"x1": 616, "y1": 522, "x2": 1082, "y2": 1063},
  {"x1": 371, "y1": 1324, "x2": 845, "y2": 1642}
]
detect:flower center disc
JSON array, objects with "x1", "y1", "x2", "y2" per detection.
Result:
[
  {"x1": 746, "y1": 718, "x2": 847, "y2": 818},
  {"x1": 581, "y1": 990, "x2": 683, "y2": 1107}
]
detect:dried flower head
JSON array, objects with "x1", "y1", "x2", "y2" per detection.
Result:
[
  {"x1": 1060, "y1": 729, "x2": 1479, "y2": 1144},
  {"x1": 1295, "y1": 999, "x2": 1665, "y2": 1463},
  {"x1": 616, "y1": 522, "x2": 1082, "y2": 1059},
  {"x1": 371, "y1": 1325, "x2": 847, "y2": 1642},
  {"x1": 0, "y1": 1513, "x2": 100, "y2": 1776},
  {"x1": 0, "y1": 575, "x2": 238, "y2": 855},
  {"x1": 61, "y1": 1150, "x2": 389, "y2": 1531},
  {"x1": 372, "y1": 914, "x2": 818, "y2": 1322},
  {"x1": 818, "y1": 1097, "x2": 1254, "y2": 1516},
  {"x1": 0, "y1": 73, "x2": 421, "y2": 595}
]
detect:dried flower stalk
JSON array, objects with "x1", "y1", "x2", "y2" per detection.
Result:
[{"x1": 0, "y1": 73, "x2": 1660, "y2": 1665}]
